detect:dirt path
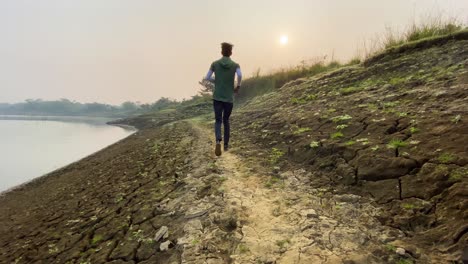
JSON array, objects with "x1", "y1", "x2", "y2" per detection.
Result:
[{"x1": 196, "y1": 121, "x2": 421, "y2": 263}]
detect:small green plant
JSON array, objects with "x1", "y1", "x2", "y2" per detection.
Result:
[
  {"x1": 389, "y1": 77, "x2": 406, "y2": 86},
  {"x1": 152, "y1": 142, "x2": 160, "y2": 153},
  {"x1": 340, "y1": 86, "x2": 362, "y2": 95},
  {"x1": 409, "y1": 127, "x2": 420, "y2": 134},
  {"x1": 208, "y1": 162, "x2": 218, "y2": 170},
  {"x1": 92, "y1": 234, "x2": 103, "y2": 245},
  {"x1": 309, "y1": 141, "x2": 320, "y2": 148},
  {"x1": 367, "y1": 103, "x2": 379, "y2": 111},
  {"x1": 356, "y1": 138, "x2": 369, "y2": 145},
  {"x1": 265, "y1": 176, "x2": 282, "y2": 189},
  {"x1": 449, "y1": 168, "x2": 467, "y2": 181},
  {"x1": 438, "y1": 152, "x2": 456, "y2": 163},
  {"x1": 385, "y1": 244, "x2": 397, "y2": 252},
  {"x1": 397, "y1": 112, "x2": 408, "y2": 117},
  {"x1": 397, "y1": 259, "x2": 414, "y2": 264},
  {"x1": 387, "y1": 139, "x2": 407, "y2": 149},
  {"x1": 276, "y1": 239, "x2": 291, "y2": 248},
  {"x1": 238, "y1": 243, "x2": 250, "y2": 254},
  {"x1": 382, "y1": 101, "x2": 399, "y2": 108},
  {"x1": 293, "y1": 127, "x2": 312, "y2": 134},
  {"x1": 269, "y1": 148, "x2": 284, "y2": 164},
  {"x1": 336, "y1": 124, "x2": 348, "y2": 130},
  {"x1": 331, "y1": 114, "x2": 352, "y2": 123},
  {"x1": 345, "y1": 140, "x2": 356, "y2": 146},
  {"x1": 451, "y1": 114, "x2": 461, "y2": 124},
  {"x1": 191, "y1": 239, "x2": 200, "y2": 245},
  {"x1": 115, "y1": 194, "x2": 124, "y2": 203},
  {"x1": 330, "y1": 131, "x2": 344, "y2": 139},
  {"x1": 401, "y1": 203, "x2": 415, "y2": 210},
  {"x1": 290, "y1": 97, "x2": 306, "y2": 104},
  {"x1": 47, "y1": 244, "x2": 59, "y2": 254},
  {"x1": 132, "y1": 229, "x2": 146, "y2": 242},
  {"x1": 347, "y1": 57, "x2": 361, "y2": 65},
  {"x1": 304, "y1": 94, "x2": 317, "y2": 101},
  {"x1": 371, "y1": 146, "x2": 380, "y2": 151},
  {"x1": 272, "y1": 206, "x2": 281, "y2": 217}
]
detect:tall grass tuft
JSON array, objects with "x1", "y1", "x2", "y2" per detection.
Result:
[
  {"x1": 356, "y1": 16, "x2": 466, "y2": 60},
  {"x1": 382, "y1": 17, "x2": 464, "y2": 49},
  {"x1": 236, "y1": 59, "x2": 341, "y2": 103}
]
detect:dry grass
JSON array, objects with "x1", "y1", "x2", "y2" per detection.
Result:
[{"x1": 356, "y1": 16, "x2": 466, "y2": 59}]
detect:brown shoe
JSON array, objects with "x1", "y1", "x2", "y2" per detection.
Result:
[{"x1": 215, "y1": 142, "x2": 222, "y2": 156}]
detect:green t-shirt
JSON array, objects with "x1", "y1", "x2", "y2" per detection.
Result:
[{"x1": 210, "y1": 57, "x2": 239, "y2": 103}]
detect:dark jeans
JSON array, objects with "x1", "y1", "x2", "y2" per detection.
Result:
[{"x1": 213, "y1": 100, "x2": 233, "y2": 146}]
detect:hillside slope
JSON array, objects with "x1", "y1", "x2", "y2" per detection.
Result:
[{"x1": 230, "y1": 31, "x2": 468, "y2": 261}]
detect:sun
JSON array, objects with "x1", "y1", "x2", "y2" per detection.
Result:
[{"x1": 280, "y1": 35, "x2": 289, "y2": 45}]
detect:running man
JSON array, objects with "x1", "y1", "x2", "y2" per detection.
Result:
[{"x1": 205, "y1": 42, "x2": 242, "y2": 156}]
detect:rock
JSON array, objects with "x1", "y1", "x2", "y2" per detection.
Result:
[
  {"x1": 362, "y1": 179, "x2": 399, "y2": 203},
  {"x1": 357, "y1": 156, "x2": 418, "y2": 181},
  {"x1": 336, "y1": 163, "x2": 356, "y2": 185},
  {"x1": 334, "y1": 194, "x2": 361, "y2": 203},
  {"x1": 301, "y1": 209, "x2": 319, "y2": 218},
  {"x1": 400, "y1": 163, "x2": 452, "y2": 199},
  {"x1": 462, "y1": 248, "x2": 468, "y2": 263},
  {"x1": 160, "y1": 240, "x2": 172, "y2": 251},
  {"x1": 396, "y1": 247, "x2": 406, "y2": 256},
  {"x1": 184, "y1": 204, "x2": 211, "y2": 219},
  {"x1": 382, "y1": 84, "x2": 394, "y2": 90},
  {"x1": 109, "y1": 240, "x2": 139, "y2": 261},
  {"x1": 154, "y1": 226, "x2": 168, "y2": 242},
  {"x1": 184, "y1": 219, "x2": 203, "y2": 233}
]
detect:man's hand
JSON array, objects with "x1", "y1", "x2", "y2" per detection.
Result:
[{"x1": 234, "y1": 85, "x2": 240, "y2": 94}]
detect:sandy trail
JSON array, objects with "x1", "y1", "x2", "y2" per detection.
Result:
[
  {"x1": 215, "y1": 150, "x2": 346, "y2": 263},
  {"x1": 193, "y1": 122, "x2": 433, "y2": 263}
]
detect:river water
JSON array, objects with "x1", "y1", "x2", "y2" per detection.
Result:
[{"x1": 0, "y1": 117, "x2": 135, "y2": 192}]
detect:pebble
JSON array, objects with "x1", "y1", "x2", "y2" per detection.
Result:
[
  {"x1": 160, "y1": 240, "x2": 171, "y2": 251},
  {"x1": 301, "y1": 209, "x2": 319, "y2": 219},
  {"x1": 396, "y1": 247, "x2": 406, "y2": 256},
  {"x1": 154, "y1": 226, "x2": 169, "y2": 242}
]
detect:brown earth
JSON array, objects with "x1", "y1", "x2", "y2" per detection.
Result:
[
  {"x1": 0, "y1": 32, "x2": 467, "y2": 264},
  {"x1": 230, "y1": 32, "x2": 468, "y2": 263},
  {"x1": 0, "y1": 121, "x2": 238, "y2": 264}
]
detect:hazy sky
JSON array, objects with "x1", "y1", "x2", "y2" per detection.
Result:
[{"x1": 1, "y1": 0, "x2": 467, "y2": 104}]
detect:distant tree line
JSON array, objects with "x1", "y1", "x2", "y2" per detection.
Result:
[{"x1": 0, "y1": 98, "x2": 179, "y2": 117}]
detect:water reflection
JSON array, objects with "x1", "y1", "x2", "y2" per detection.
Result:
[{"x1": 0, "y1": 118, "x2": 135, "y2": 192}]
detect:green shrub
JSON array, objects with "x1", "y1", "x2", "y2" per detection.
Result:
[
  {"x1": 438, "y1": 152, "x2": 456, "y2": 163},
  {"x1": 387, "y1": 139, "x2": 407, "y2": 149},
  {"x1": 339, "y1": 86, "x2": 362, "y2": 95},
  {"x1": 310, "y1": 141, "x2": 320, "y2": 148},
  {"x1": 293, "y1": 127, "x2": 312, "y2": 135},
  {"x1": 331, "y1": 114, "x2": 352, "y2": 123},
  {"x1": 269, "y1": 148, "x2": 285, "y2": 164},
  {"x1": 409, "y1": 127, "x2": 420, "y2": 134},
  {"x1": 331, "y1": 132, "x2": 344, "y2": 139},
  {"x1": 336, "y1": 124, "x2": 348, "y2": 130},
  {"x1": 449, "y1": 168, "x2": 467, "y2": 181}
]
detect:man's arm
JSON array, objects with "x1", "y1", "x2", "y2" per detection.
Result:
[
  {"x1": 234, "y1": 66, "x2": 242, "y2": 94},
  {"x1": 236, "y1": 67, "x2": 242, "y2": 86},
  {"x1": 205, "y1": 69, "x2": 215, "y2": 83}
]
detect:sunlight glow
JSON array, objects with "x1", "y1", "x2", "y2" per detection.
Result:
[{"x1": 280, "y1": 35, "x2": 289, "y2": 45}]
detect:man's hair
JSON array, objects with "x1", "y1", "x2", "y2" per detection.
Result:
[{"x1": 221, "y1": 42, "x2": 233, "y2": 57}]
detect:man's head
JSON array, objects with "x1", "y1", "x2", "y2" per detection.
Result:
[{"x1": 221, "y1": 42, "x2": 233, "y2": 57}]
